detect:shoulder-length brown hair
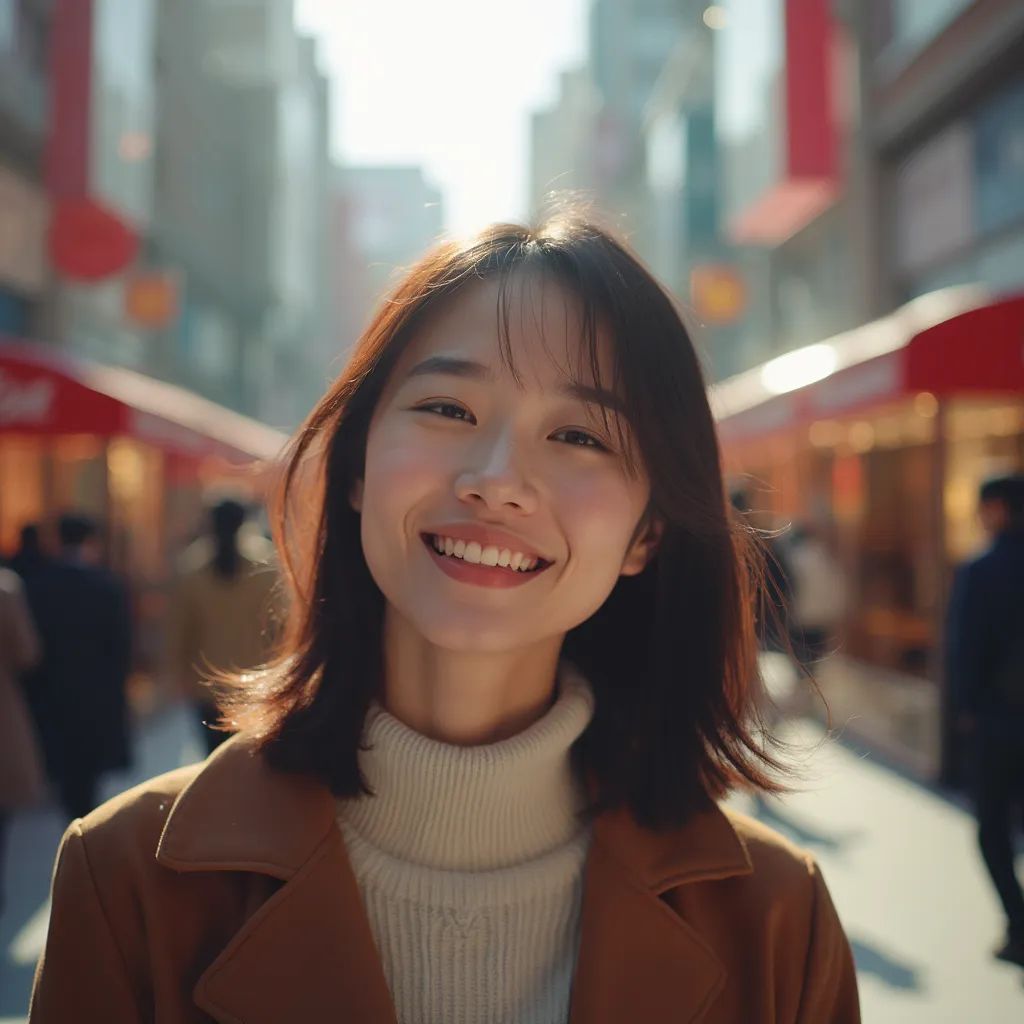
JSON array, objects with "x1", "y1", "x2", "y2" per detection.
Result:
[{"x1": 226, "y1": 212, "x2": 790, "y2": 829}]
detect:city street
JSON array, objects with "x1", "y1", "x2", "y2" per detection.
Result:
[{"x1": 2, "y1": 702, "x2": 1022, "y2": 1023}]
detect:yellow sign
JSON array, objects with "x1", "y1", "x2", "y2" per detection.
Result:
[{"x1": 690, "y1": 264, "x2": 746, "y2": 326}]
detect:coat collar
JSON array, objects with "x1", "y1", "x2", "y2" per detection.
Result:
[{"x1": 158, "y1": 734, "x2": 753, "y2": 1024}]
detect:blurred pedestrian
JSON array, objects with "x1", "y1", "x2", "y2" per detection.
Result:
[
  {"x1": 8, "y1": 523, "x2": 48, "y2": 580},
  {"x1": 31, "y1": 217, "x2": 858, "y2": 1023},
  {"x1": 786, "y1": 521, "x2": 847, "y2": 665},
  {"x1": 168, "y1": 497, "x2": 283, "y2": 754},
  {"x1": 0, "y1": 566, "x2": 44, "y2": 918},
  {"x1": 22, "y1": 513, "x2": 133, "y2": 822},
  {"x1": 947, "y1": 472, "x2": 1024, "y2": 968}
]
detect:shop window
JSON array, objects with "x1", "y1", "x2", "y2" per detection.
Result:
[
  {"x1": 944, "y1": 397, "x2": 1024, "y2": 561},
  {"x1": 51, "y1": 434, "x2": 106, "y2": 516},
  {"x1": 0, "y1": 435, "x2": 44, "y2": 553},
  {"x1": 107, "y1": 437, "x2": 164, "y2": 580}
]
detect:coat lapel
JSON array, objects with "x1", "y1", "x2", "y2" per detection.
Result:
[
  {"x1": 193, "y1": 827, "x2": 397, "y2": 1024},
  {"x1": 156, "y1": 735, "x2": 397, "y2": 1024},
  {"x1": 570, "y1": 804, "x2": 753, "y2": 1024}
]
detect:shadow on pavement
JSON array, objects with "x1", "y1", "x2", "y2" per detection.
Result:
[
  {"x1": 850, "y1": 936, "x2": 923, "y2": 991},
  {"x1": 750, "y1": 794, "x2": 863, "y2": 854}
]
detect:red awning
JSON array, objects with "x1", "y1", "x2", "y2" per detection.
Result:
[
  {"x1": 0, "y1": 337, "x2": 288, "y2": 463},
  {"x1": 712, "y1": 287, "x2": 1024, "y2": 443}
]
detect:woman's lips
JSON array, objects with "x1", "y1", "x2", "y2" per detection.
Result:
[{"x1": 420, "y1": 535, "x2": 552, "y2": 589}]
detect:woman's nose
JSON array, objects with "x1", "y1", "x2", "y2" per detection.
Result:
[{"x1": 454, "y1": 433, "x2": 538, "y2": 515}]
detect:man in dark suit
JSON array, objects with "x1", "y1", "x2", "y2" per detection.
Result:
[
  {"x1": 23, "y1": 513, "x2": 133, "y2": 821},
  {"x1": 947, "y1": 473, "x2": 1024, "y2": 968}
]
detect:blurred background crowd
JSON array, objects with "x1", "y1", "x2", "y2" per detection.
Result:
[{"x1": 0, "y1": 0, "x2": 1023, "y2": 1019}]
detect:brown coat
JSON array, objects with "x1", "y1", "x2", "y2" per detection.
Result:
[
  {"x1": 30, "y1": 735, "x2": 860, "y2": 1023},
  {"x1": 0, "y1": 567, "x2": 44, "y2": 809}
]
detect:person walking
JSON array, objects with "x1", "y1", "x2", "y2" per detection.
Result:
[
  {"x1": 0, "y1": 565, "x2": 43, "y2": 918},
  {"x1": 22, "y1": 514, "x2": 133, "y2": 822},
  {"x1": 8, "y1": 523, "x2": 47, "y2": 580},
  {"x1": 31, "y1": 215, "x2": 858, "y2": 1022},
  {"x1": 786, "y1": 521, "x2": 847, "y2": 665},
  {"x1": 947, "y1": 473, "x2": 1024, "y2": 968},
  {"x1": 168, "y1": 498, "x2": 283, "y2": 754}
]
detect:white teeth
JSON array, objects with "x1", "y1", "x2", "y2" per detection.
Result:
[{"x1": 430, "y1": 535, "x2": 543, "y2": 572}]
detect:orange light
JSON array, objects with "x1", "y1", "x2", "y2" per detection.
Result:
[
  {"x1": 690, "y1": 264, "x2": 747, "y2": 325},
  {"x1": 124, "y1": 272, "x2": 179, "y2": 330}
]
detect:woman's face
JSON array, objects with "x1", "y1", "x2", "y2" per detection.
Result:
[{"x1": 353, "y1": 273, "x2": 657, "y2": 653}]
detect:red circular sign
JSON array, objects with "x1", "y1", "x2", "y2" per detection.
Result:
[{"x1": 48, "y1": 198, "x2": 139, "y2": 281}]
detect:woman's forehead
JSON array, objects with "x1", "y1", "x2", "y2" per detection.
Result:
[{"x1": 399, "y1": 273, "x2": 615, "y2": 385}]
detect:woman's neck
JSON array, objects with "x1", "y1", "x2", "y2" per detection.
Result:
[{"x1": 380, "y1": 606, "x2": 564, "y2": 746}]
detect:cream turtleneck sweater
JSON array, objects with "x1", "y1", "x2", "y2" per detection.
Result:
[{"x1": 336, "y1": 667, "x2": 595, "y2": 1024}]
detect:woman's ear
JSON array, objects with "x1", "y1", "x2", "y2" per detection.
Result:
[
  {"x1": 620, "y1": 515, "x2": 663, "y2": 576},
  {"x1": 349, "y1": 477, "x2": 364, "y2": 513}
]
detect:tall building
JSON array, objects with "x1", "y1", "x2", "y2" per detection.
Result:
[
  {"x1": 154, "y1": 0, "x2": 333, "y2": 428},
  {"x1": 0, "y1": 0, "x2": 50, "y2": 341},
  {"x1": 639, "y1": 3, "x2": 741, "y2": 378},
  {"x1": 708, "y1": 0, "x2": 868, "y2": 377},
  {"x1": 529, "y1": 68, "x2": 600, "y2": 216},
  {"x1": 328, "y1": 165, "x2": 444, "y2": 355},
  {"x1": 586, "y1": 0, "x2": 689, "y2": 250},
  {"x1": 868, "y1": 0, "x2": 1024, "y2": 309},
  {"x1": 45, "y1": 0, "x2": 159, "y2": 373}
]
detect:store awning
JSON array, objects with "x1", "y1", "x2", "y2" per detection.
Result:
[
  {"x1": 711, "y1": 286, "x2": 1024, "y2": 443},
  {"x1": 0, "y1": 337, "x2": 288, "y2": 463}
]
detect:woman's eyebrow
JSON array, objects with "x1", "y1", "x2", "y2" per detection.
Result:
[
  {"x1": 564, "y1": 382, "x2": 626, "y2": 416},
  {"x1": 404, "y1": 355, "x2": 626, "y2": 416},
  {"x1": 405, "y1": 356, "x2": 492, "y2": 381}
]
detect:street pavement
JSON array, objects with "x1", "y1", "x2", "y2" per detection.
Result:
[{"x1": 2, "y1": 699, "x2": 1023, "y2": 1022}]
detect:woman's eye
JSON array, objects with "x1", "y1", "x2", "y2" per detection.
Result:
[
  {"x1": 553, "y1": 428, "x2": 608, "y2": 451},
  {"x1": 416, "y1": 401, "x2": 475, "y2": 423}
]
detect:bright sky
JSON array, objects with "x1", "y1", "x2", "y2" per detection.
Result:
[{"x1": 293, "y1": 0, "x2": 588, "y2": 236}]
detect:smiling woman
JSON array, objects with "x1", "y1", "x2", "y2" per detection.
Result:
[{"x1": 30, "y1": 212, "x2": 860, "y2": 1024}]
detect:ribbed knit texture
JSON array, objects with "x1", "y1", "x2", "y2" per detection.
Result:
[{"x1": 336, "y1": 665, "x2": 595, "y2": 1024}]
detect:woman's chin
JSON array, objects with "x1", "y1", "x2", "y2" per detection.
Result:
[{"x1": 412, "y1": 614, "x2": 539, "y2": 655}]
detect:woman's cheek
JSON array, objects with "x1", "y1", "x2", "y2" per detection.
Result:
[
  {"x1": 554, "y1": 472, "x2": 639, "y2": 553},
  {"x1": 368, "y1": 428, "x2": 449, "y2": 493}
]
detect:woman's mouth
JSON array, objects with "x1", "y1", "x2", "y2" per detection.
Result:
[{"x1": 420, "y1": 533, "x2": 552, "y2": 587}]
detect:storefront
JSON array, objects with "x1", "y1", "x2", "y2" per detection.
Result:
[
  {"x1": 0, "y1": 338, "x2": 287, "y2": 691},
  {"x1": 712, "y1": 286, "x2": 1024, "y2": 780}
]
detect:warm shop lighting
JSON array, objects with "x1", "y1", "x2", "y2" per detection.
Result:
[
  {"x1": 987, "y1": 405, "x2": 1023, "y2": 436},
  {"x1": 849, "y1": 421, "x2": 875, "y2": 453},
  {"x1": 760, "y1": 344, "x2": 837, "y2": 396},
  {"x1": 809, "y1": 420, "x2": 844, "y2": 448},
  {"x1": 702, "y1": 5, "x2": 728, "y2": 30},
  {"x1": 874, "y1": 415, "x2": 903, "y2": 447},
  {"x1": 107, "y1": 439, "x2": 146, "y2": 501},
  {"x1": 913, "y1": 392, "x2": 938, "y2": 418}
]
